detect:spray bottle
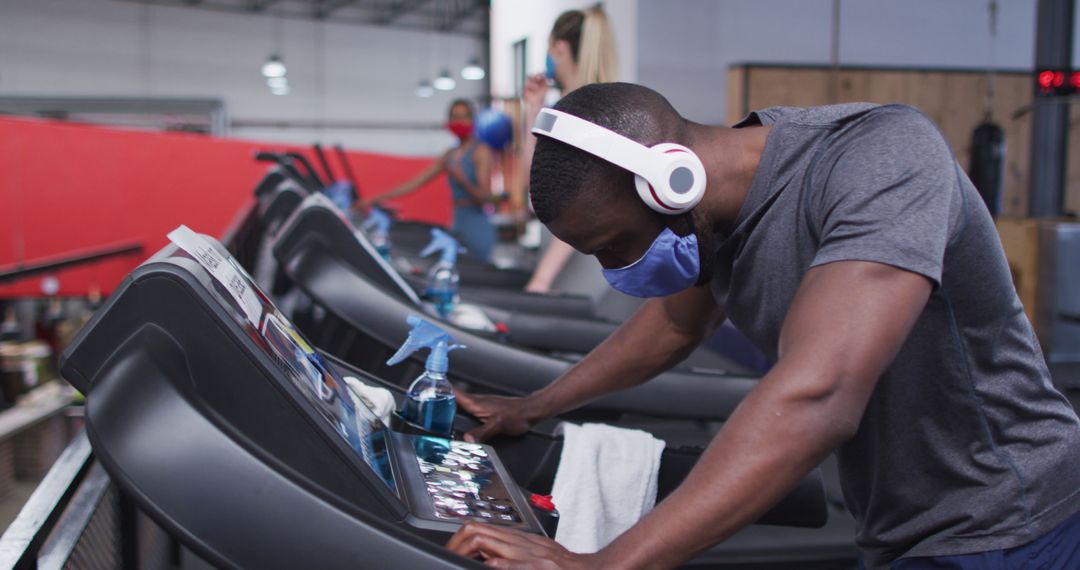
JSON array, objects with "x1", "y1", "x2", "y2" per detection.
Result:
[
  {"x1": 387, "y1": 315, "x2": 465, "y2": 435},
  {"x1": 361, "y1": 207, "x2": 393, "y2": 260},
  {"x1": 420, "y1": 229, "x2": 463, "y2": 319}
]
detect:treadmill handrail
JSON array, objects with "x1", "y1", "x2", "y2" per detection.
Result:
[
  {"x1": 284, "y1": 152, "x2": 328, "y2": 189},
  {"x1": 0, "y1": 242, "x2": 143, "y2": 284},
  {"x1": 334, "y1": 144, "x2": 362, "y2": 199}
]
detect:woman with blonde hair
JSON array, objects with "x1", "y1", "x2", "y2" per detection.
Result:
[{"x1": 522, "y1": 6, "x2": 619, "y2": 293}]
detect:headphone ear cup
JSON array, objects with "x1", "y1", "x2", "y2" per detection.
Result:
[{"x1": 634, "y1": 143, "x2": 706, "y2": 215}]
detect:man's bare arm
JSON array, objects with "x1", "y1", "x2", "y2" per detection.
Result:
[
  {"x1": 460, "y1": 283, "x2": 725, "y2": 441},
  {"x1": 450, "y1": 260, "x2": 932, "y2": 568}
]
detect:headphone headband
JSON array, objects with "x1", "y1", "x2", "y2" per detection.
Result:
[{"x1": 531, "y1": 108, "x2": 706, "y2": 214}]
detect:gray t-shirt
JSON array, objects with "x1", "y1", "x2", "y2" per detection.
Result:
[{"x1": 712, "y1": 103, "x2": 1080, "y2": 567}]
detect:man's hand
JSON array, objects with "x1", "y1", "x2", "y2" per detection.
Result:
[
  {"x1": 456, "y1": 391, "x2": 538, "y2": 442},
  {"x1": 447, "y1": 523, "x2": 594, "y2": 569}
]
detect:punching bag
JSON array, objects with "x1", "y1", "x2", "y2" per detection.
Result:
[{"x1": 968, "y1": 121, "x2": 1005, "y2": 217}]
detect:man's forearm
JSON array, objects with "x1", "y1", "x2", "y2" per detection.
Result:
[
  {"x1": 526, "y1": 298, "x2": 705, "y2": 420},
  {"x1": 593, "y1": 360, "x2": 859, "y2": 568}
]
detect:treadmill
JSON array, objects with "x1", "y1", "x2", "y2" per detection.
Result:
[
  {"x1": 60, "y1": 230, "x2": 855, "y2": 568},
  {"x1": 219, "y1": 166, "x2": 292, "y2": 272}
]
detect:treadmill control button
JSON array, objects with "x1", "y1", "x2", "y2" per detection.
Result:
[{"x1": 530, "y1": 494, "x2": 556, "y2": 512}]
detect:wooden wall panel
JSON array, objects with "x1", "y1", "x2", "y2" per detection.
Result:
[
  {"x1": 1068, "y1": 112, "x2": 1080, "y2": 213},
  {"x1": 726, "y1": 66, "x2": 745, "y2": 126},
  {"x1": 726, "y1": 65, "x2": 1079, "y2": 218}
]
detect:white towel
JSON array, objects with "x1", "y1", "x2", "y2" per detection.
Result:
[
  {"x1": 550, "y1": 423, "x2": 666, "y2": 553},
  {"x1": 343, "y1": 376, "x2": 395, "y2": 426}
]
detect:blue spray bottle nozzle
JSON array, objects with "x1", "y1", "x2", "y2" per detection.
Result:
[
  {"x1": 361, "y1": 207, "x2": 392, "y2": 234},
  {"x1": 420, "y1": 228, "x2": 463, "y2": 267},
  {"x1": 386, "y1": 314, "x2": 465, "y2": 374}
]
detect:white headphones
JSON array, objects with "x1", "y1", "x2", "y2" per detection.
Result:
[{"x1": 531, "y1": 107, "x2": 706, "y2": 215}]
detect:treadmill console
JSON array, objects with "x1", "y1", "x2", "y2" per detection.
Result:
[
  {"x1": 415, "y1": 438, "x2": 526, "y2": 525},
  {"x1": 61, "y1": 226, "x2": 545, "y2": 568}
]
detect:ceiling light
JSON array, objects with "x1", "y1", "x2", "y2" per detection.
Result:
[
  {"x1": 433, "y1": 69, "x2": 456, "y2": 91},
  {"x1": 267, "y1": 76, "x2": 288, "y2": 89},
  {"x1": 270, "y1": 83, "x2": 290, "y2": 96},
  {"x1": 461, "y1": 58, "x2": 485, "y2": 81},
  {"x1": 416, "y1": 80, "x2": 434, "y2": 98},
  {"x1": 261, "y1": 54, "x2": 287, "y2": 78}
]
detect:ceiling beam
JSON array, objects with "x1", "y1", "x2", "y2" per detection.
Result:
[
  {"x1": 441, "y1": 0, "x2": 485, "y2": 31},
  {"x1": 376, "y1": 0, "x2": 429, "y2": 25},
  {"x1": 111, "y1": 0, "x2": 485, "y2": 36},
  {"x1": 248, "y1": 0, "x2": 283, "y2": 12},
  {"x1": 315, "y1": 0, "x2": 358, "y2": 19}
]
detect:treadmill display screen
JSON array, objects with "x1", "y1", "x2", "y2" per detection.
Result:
[{"x1": 167, "y1": 226, "x2": 398, "y2": 496}]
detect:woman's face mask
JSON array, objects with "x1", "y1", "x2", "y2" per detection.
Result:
[
  {"x1": 447, "y1": 120, "x2": 473, "y2": 141},
  {"x1": 601, "y1": 227, "x2": 700, "y2": 298}
]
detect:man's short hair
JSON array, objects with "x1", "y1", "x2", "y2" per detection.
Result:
[{"x1": 530, "y1": 82, "x2": 686, "y2": 224}]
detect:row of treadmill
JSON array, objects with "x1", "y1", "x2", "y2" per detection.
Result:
[{"x1": 61, "y1": 152, "x2": 861, "y2": 568}]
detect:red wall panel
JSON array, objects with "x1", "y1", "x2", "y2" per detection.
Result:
[{"x1": 0, "y1": 116, "x2": 450, "y2": 297}]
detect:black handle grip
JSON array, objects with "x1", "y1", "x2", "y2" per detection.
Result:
[{"x1": 254, "y1": 151, "x2": 283, "y2": 163}]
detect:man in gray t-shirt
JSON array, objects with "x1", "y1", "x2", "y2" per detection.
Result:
[{"x1": 447, "y1": 83, "x2": 1080, "y2": 568}]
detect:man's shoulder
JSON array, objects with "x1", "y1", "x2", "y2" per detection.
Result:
[{"x1": 744, "y1": 102, "x2": 937, "y2": 132}]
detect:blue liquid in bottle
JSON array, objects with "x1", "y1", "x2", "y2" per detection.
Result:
[
  {"x1": 427, "y1": 288, "x2": 456, "y2": 319},
  {"x1": 402, "y1": 370, "x2": 456, "y2": 436},
  {"x1": 402, "y1": 393, "x2": 456, "y2": 435}
]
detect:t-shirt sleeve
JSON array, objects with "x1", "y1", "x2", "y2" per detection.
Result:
[{"x1": 808, "y1": 105, "x2": 963, "y2": 287}]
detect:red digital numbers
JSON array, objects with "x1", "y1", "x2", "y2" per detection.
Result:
[{"x1": 1036, "y1": 69, "x2": 1079, "y2": 95}]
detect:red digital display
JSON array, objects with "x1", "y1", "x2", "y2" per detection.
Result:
[
  {"x1": 1036, "y1": 69, "x2": 1080, "y2": 96},
  {"x1": 1039, "y1": 70, "x2": 1055, "y2": 89}
]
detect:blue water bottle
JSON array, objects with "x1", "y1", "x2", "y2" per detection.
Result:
[
  {"x1": 420, "y1": 229, "x2": 462, "y2": 319},
  {"x1": 387, "y1": 315, "x2": 465, "y2": 436},
  {"x1": 361, "y1": 207, "x2": 393, "y2": 261}
]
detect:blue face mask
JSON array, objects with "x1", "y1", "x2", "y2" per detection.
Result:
[
  {"x1": 545, "y1": 53, "x2": 557, "y2": 82},
  {"x1": 601, "y1": 227, "x2": 700, "y2": 298}
]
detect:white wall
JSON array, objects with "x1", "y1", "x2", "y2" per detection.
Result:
[
  {"x1": 489, "y1": 0, "x2": 638, "y2": 99},
  {"x1": 0, "y1": 0, "x2": 488, "y2": 156},
  {"x1": 637, "y1": 0, "x2": 1044, "y2": 124}
]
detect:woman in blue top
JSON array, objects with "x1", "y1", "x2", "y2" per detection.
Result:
[{"x1": 369, "y1": 99, "x2": 496, "y2": 262}]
